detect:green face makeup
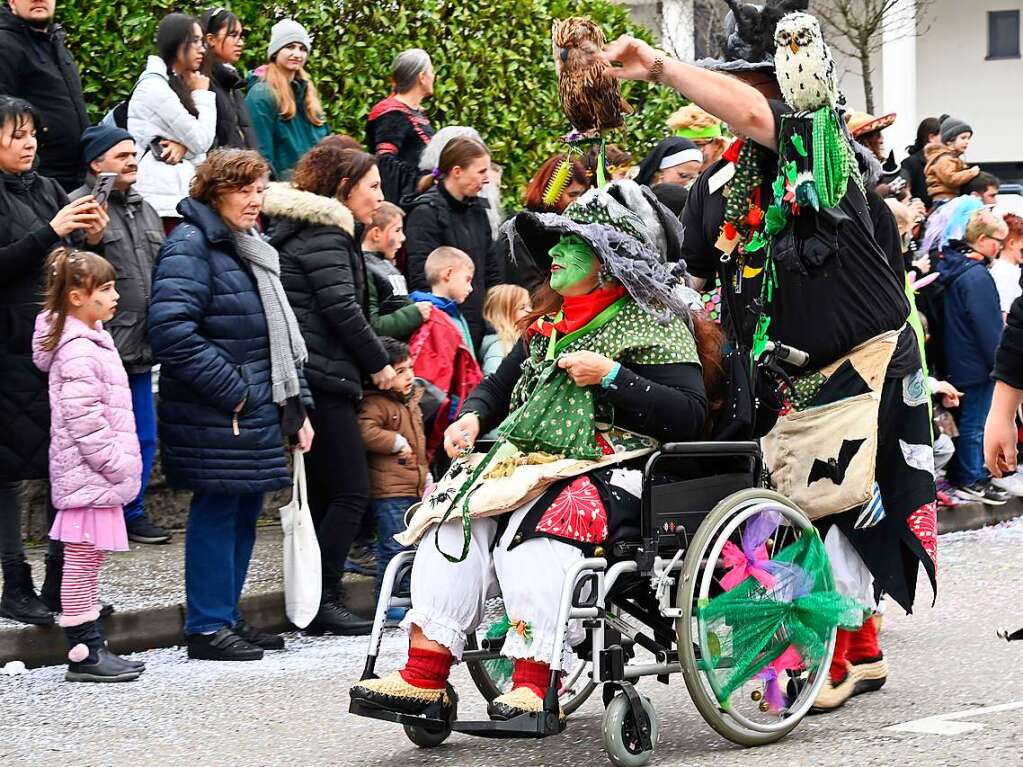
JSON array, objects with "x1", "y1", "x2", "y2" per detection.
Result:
[{"x1": 548, "y1": 235, "x2": 597, "y2": 292}]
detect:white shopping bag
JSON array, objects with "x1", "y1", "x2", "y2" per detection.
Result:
[{"x1": 280, "y1": 451, "x2": 321, "y2": 628}]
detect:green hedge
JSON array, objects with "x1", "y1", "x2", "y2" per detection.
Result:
[{"x1": 59, "y1": 0, "x2": 682, "y2": 206}]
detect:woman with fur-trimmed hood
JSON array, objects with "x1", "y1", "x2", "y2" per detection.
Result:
[{"x1": 264, "y1": 142, "x2": 395, "y2": 637}]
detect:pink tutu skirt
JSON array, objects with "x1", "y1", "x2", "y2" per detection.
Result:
[{"x1": 49, "y1": 507, "x2": 129, "y2": 552}]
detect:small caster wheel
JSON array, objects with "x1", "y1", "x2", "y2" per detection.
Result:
[
  {"x1": 601, "y1": 693, "x2": 659, "y2": 767},
  {"x1": 403, "y1": 722, "x2": 451, "y2": 748}
]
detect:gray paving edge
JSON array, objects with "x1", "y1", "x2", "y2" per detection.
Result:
[{"x1": 4, "y1": 498, "x2": 1020, "y2": 668}]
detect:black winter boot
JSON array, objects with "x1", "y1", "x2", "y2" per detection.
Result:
[
  {"x1": 95, "y1": 618, "x2": 146, "y2": 672},
  {"x1": 64, "y1": 621, "x2": 140, "y2": 683},
  {"x1": 0, "y1": 557, "x2": 54, "y2": 625},
  {"x1": 39, "y1": 552, "x2": 63, "y2": 613},
  {"x1": 305, "y1": 582, "x2": 372, "y2": 636}
]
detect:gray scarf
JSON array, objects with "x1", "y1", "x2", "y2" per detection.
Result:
[{"x1": 232, "y1": 228, "x2": 307, "y2": 405}]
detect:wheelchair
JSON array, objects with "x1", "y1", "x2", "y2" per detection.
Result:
[{"x1": 350, "y1": 440, "x2": 837, "y2": 766}]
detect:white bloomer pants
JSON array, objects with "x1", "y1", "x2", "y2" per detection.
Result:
[{"x1": 400, "y1": 501, "x2": 585, "y2": 664}]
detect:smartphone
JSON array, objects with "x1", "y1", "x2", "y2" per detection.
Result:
[{"x1": 92, "y1": 172, "x2": 118, "y2": 207}]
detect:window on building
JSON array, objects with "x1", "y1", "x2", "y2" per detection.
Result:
[{"x1": 988, "y1": 10, "x2": 1021, "y2": 60}]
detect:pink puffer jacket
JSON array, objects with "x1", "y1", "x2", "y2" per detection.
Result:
[{"x1": 33, "y1": 313, "x2": 141, "y2": 510}]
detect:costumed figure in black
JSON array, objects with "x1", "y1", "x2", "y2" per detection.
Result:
[
  {"x1": 350, "y1": 182, "x2": 718, "y2": 720},
  {"x1": 366, "y1": 49, "x2": 436, "y2": 204},
  {"x1": 604, "y1": 0, "x2": 937, "y2": 713}
]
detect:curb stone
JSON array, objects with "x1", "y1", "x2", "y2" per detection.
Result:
[
  {"x1": 0, "y1": 576, "x2": 376, "y2": 669},
  {"x1": 3, "y1": 499, "x2": 1020, "y2": 669}
]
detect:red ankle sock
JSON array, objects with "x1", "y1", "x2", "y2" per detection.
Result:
[
  {"x1": 846, "y1": 615, "x2": 882, "y2": 663},
  {"x1": 511, "y1": 659, "x2": 551, "y2": 698},
  {"x1": 829, "y1": 629, "x2": 851, "y2": 684},
  {"x1": 399, "y1": 647, "x2": 453, "y2": 690}
]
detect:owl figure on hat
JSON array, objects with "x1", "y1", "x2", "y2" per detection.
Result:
[
  {"x1": 773, "y1": 12, "x2": 840, "y2": 112},
  {"x1": 753, "y1": 9, "x2": 860, "y2": 277}
]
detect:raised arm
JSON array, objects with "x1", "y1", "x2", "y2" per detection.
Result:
[{"x1": 601, "y1": 36, "x2": 777, "y2": 150}]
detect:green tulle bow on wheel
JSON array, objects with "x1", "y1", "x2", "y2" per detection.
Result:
[{"x1": 696, "y1": 530, "x2": 865, "y2": 705}]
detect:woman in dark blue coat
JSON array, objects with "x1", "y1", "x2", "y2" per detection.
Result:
[{"x1": 149, "y1": 148, "x2": 312, "y2": 661}]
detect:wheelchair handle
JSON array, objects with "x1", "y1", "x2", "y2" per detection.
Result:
[{"x1": 762, "y1": 340, "x2": 809, "y2": 368}]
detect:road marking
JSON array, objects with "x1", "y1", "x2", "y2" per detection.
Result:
[{"x1": 886, "y1": 700, "x2": 1023, "y2": 735}]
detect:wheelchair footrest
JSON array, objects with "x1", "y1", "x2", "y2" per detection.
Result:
[
  {"x1": 349, "y1": 698, "x2": 452, "y2": 733},
  {"x1": 453, "y1": 711, "x2": 565, "y2": 739},
  {"x1": 349, "y1": 698, "x2": 564, "y2": 740}
]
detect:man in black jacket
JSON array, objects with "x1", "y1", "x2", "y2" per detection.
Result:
[
  {"x1": 0, "y1": 0, "x2": 90, "y2": 191},
  {"x1": 71, "y1": 125, "x2": 171, "y2": 545}
]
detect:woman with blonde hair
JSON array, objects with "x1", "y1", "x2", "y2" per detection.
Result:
[
  {"x1": 245, "y1": 19, "x2": 328, "y2": 179},
  {"x1": 667, "y1": 103, "x2": 728, "y2": 172},
  {"x1": 480, "y1": 285, "x2": 531, "y2": 376}
]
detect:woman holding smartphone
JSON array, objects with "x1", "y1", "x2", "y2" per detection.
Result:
[
  {"x1": 0, "y1": 96, "x2": 108, "y2": 625},
  {"x1": 128, "y1": 12, "x2": 217, "y2": 232}
]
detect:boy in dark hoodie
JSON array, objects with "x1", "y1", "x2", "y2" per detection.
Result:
[
  {"x1": 939, "y1": 209, "x2": 1009, "y2": 504},
  {"x1": 362, "y1": 202, "x2": 432, "y2": 340},
  {"x1": 358, "y1": 337, "x2": 427, "y2": 621}
]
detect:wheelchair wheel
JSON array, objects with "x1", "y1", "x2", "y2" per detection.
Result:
[
  {"x1": 465, "y1": 597, "x2": 597, "y2": 715},
  {"x1": 677, "y1": 489, "x2": 837, "y2": 747},
  {"x1": 601, "y1": 693, "x2": 659, "y2": 767}
]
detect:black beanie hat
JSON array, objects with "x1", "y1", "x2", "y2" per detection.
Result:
[{"x1": 81, "y1": 124, "x2": 134, "y2": 166}]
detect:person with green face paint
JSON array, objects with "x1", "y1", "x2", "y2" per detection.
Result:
[
  {"x1": 351, "y1": 182, "x2": 715, "y2": 724},
  {"x1": 548, "y1": 235, "x2": 599, "y2": 294}
]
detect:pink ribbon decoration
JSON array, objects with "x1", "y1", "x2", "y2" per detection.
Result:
[
  {"x1": 720, "y1": 540, "x2": 776, "y2": 591},
  {"x1": 719, "y1": 509, "x2": 784, "y2": 592},
  {"x1": 755, "y1": 645, "x2": 804, "y2": 711}
]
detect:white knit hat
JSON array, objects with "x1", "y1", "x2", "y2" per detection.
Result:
[{"x1": 267, "y1": 19, "x2": 312, "y2": 59}]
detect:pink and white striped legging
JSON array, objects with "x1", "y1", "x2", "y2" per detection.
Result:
[{"x1": 62, "y1": 542, "x2": 106, "y2": 619}]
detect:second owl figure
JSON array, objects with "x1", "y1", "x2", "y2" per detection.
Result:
[{"x1": 552, "y1": 17, "x2": 633, "y2": 137}]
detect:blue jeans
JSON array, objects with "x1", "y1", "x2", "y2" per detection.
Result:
[
  {"x1": 123, "y1": 371, "x2": 157, "y2": 522},
  {"x1": 184, "y1": 491, "x2": 264, "y2": 634},
  {"x1": 372, "y1": 497, "x2": 414, "y2": 599},
  {"x1": 954, "y1": 381, "x2": 994, "y2": 486}
]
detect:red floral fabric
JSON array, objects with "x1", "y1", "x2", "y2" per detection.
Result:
[
  {"x1": 907, "y1": 501, "x2": 938, "y2": 569},
  {"x1": 536, "y1": 475, "x2": 608, "y2": 543}
]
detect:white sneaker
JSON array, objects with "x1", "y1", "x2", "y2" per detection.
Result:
[{"x1": 992, "y1": 472, "x2": 1023, "y2": 497}]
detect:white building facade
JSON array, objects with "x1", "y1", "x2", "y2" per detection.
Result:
[{"x1": 624, "y1": 0, "x2": 1023, "y2": 180}]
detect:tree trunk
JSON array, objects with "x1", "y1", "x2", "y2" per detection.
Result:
[{"x1": 858, "y1": 48, "x2": 875, "y2": 114}]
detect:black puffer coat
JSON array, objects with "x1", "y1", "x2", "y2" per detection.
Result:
[
  {"x1": 0, "y1": 7, "x2": 89, "y2": 191},
  {"x1": 404, "y1": 183, "x2": 503, "y2": 352},
  {"x1": 0, "y1": 172, "x2": 74, "y2": 481},
  {"x1": 209, "y1": 58, "x2": 258, "y2": 150},
  {"x1": 147, "y1": 197, "x2": 292, "y2": 495},
  {"x1": 264, "y1": 183, "x2": 389, "y2": 400}
]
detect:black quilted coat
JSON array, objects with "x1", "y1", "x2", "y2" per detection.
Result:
[
  {"x1": 147, "y1": 197, "x2": 292, "y2": 495},
  {"x1": 0, "y1": 172, "x2": 73, "y2": 482},
  {"x1": 264, "y1": 183, "x2": 389, "y2": 400}
]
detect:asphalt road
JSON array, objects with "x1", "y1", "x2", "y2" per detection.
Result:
[{"x1": 2, "y1": 520, "x2": 1022, "y2": 767}]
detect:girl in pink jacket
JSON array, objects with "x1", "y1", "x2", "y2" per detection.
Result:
[{"x1": 32, "y1": 248, "x2": 144, "y2": 683}]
